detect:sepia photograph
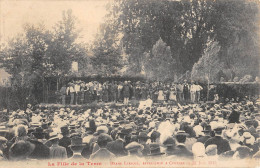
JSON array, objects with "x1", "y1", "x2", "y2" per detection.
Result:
[{"x1": 0, "y1": 0, "x2": 259, "y2": 167}]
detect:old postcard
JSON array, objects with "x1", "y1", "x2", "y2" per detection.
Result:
[{"x1": 0, "y1": 0, "x2": 259, "y2": 168}]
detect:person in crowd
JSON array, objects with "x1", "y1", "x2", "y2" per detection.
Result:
[
  {"x1": 205, "y1": 144, "x2": 218, "y2": 160},
  {"x1": 169, "y1": 83, "x2": 177, "y2": 103},
  {"x1": 183, "y1": 80, "x2": 190, "y2": 102},
  {"x1": 122, "y1": 81, "x2": 131, "y2": 105},
  {"x1": 192, "y1": 142, "x2": 206, "y2": 159},
  {"x1": 123, "y1": 141, "x2": 144, "y2": 160},
  {"x1": 59, "y1": 126, "x2": 73, "y2": 158},
  {"x1": 137, "y1": 132, "x2": 150, "y2": 156},
  {"x1": 162, "y1": 136, "x2": 176, "y2": 156},
  {"x1": 90, "y1": 133, "x2": 115, "y2": 160},
  {"x1": 49, "y1": 132, "x2": 67, "y2": 159},
  {"x1": 204, "y1": 124, "x2": 231, "y2": 155},
  {"x1": 60, "y1": 84, "x2": 67, "y2": 105},
  {"x1": 197, "y1": 125, "x2": 212, "y2": 144},
  {"x1": 74, "y1": 81, "x2": 81, "y2": 105},
  {"x1": 67, "y1": 82, "x2": 75, "y2": 105},
  {"x1": 9, "y1": 140, "x2": 35, "y2": 161},
  {"x1": 169, "y1": 131, "x2": 193, "y2": 159},
  {"x1": 69, "y1": 136, "x2": 84, "y2": 159},
  {"x1": 190, "y1": 81, "x2": 197, "y2": 103},
  {"x1": 157, "y1": 82, "x2": 165, "y2": 103}
]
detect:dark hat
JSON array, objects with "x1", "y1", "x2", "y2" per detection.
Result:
[
  {"x1": 137, "y1": 132, "x2": 149, "y2": 139},
  {"x1": 32, "y1": 127, "x2": 46, "y2": 139},
  {"x1": 69, "y1": 136, "x2": 84, "y2": 147},
  {"x1": 176, "y1": 130, "x2": 189, "y2": 136},
  {"x1": 118, "y1": 126, "x2": 132, "y2": 135},
  {"x1": 97, "y1": 133, "x2": 113, "y2": 144},
  {"x1": 148, "y1": 143, "x2": 165, "y2": 156},
  {"x1": 202, "y1": 125, "x2": 212, "y2": 132},
  {"x1": 150, "y1": 131, "x2": 160, "y2": 140},
  {"x1": 163, "y1": 137, "x2": 175, "y2": 147},
  {"x1": 125, "y1": 142, "x2": 144, "y2": 152},
  {"x1": 60, "y1": 126, "x2": 69, "y2": 134}
]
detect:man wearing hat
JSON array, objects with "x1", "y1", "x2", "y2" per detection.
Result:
[
  {"x1": 90, "y1": 133, "x2": 115, "y2": 160},
  {"x1": 137, "y1": 132, "x2": 151, "y2": 156},
  {"x1": 106, "y1": 131, "x2": 127, "y2": 157},
  {"x1": 59, "y1": 126, "x2": 73, "y2": 158},
  {"x1": 163, "y1": 136, "x2": 176, "y2": 156},
  {"x1": 49, "y1": 132, "x2": 67, "y2": 159},
  {"x1": 169, "y1": 131, "x2": 193, "y2": 159},
  {"x1": 147, "y1": 143, "x2": 165, "y2": 158},
  {"x1": 123, "y1": 141, "x2": 144, "y2": 160},
  {"x1": 204, "y1": 124, "x2": 231, "y2": 155},
  {"x1": 197, "y1": 125, "x2": 212, "y2": 144},
  {"x1": 69, "y1": 136, "x2": 85, "y2": 159}
]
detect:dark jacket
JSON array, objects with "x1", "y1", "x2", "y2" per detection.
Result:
[
  {"x1": 90, "y1": 148, "x2": 115, "y2": 161},
  {"x1": 170, "y1": 144, "x2": 193, "y2": 159},
  {"x1": 107, "y1": 139, "x2": 127, "y2": 157},
  {"x1": 29, "y1": 140, "x2": 50, "y2": 159},
  {"x1": 197, "y1": 135, "x2": 211, "y2": 144},
  {"x1": 204, "y1": 136, "x2": 231, "y2": 155}
]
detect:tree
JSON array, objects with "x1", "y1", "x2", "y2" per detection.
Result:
[
  {"x1": 101, "y1": 0, "x2": 259, "y2": 78},
  {"x1": 143, "y1": 38, "x2": 175, "y2": 81},
  {"x1": 191, "y1": 40, "x2": 223, "y2": 82},
  {"x1": 91, "y1": 19, "x2": 123, "y2": 75},
  {"x1": 191, "y1": 40, "x2": 223, "y2": 100},
  {"x1": 0, "y1": 10, "x2": 89, "y2": 107}
]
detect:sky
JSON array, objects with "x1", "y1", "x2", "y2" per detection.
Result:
[{"x1": 0, "y1": 0, "x2": 111, "y2": 45}]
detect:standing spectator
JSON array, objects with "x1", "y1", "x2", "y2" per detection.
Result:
[
  {"x1": 74, "y1": 81, "x2": 81, "y2": 105},
  {"x1": 183, "y1": 80, "x2": 190, "y2": 102},
  {"x1": 60, "y1": 84, "x2": 67, "y2": 105},
  {"x1": 190, "y1": 81, "x2": 196, "y2": 103},
  {"x1": 196, "y1": 83, "x2": 203, "y2": 102},
  {"x1": 67, "y1": 83, "x2": 75, "y2": 105},
  {"x1": 157, "y1": 82, "x2": 165, "y2": 103},
  {"x1": 122, "y1": 81, "x2": 130, "y2": 105},
  {"x1": 177, "y1": 82, "x2": 184, "y2": 102},
  {"x1": 169, "y1": 83, "x2": 177, "y2": 103}
]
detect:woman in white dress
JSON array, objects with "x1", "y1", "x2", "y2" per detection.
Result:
[
  {"x1": 169, "y1": 84, "x2": 177, "y2": 102},
  {"x1": 157, "y1": 83, "x2": 164, "y2": 102}
]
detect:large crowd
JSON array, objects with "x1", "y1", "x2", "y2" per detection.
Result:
[
  {"x1": 59, "y1": 80, "x2": 208, "y2": 105},
  {"x1": 0, "y1": 95, "x2": 259, "y2": 163}
]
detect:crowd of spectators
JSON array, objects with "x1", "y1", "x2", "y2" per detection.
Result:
[{"x1": 0, "y1": 96, "x2": 259, "y2": 163}]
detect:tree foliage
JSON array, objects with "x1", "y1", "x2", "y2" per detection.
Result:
[
  {"x1": 144, "y1": 38, "x2": 175, "y2": 81},
  {"x1": 101, "y1": 0, "x2": 259, "y2": 78},
  {"x1": 191, "y1": 40, "x2": 223, "y2": 83}
]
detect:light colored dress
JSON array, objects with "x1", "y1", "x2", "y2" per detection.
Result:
[
  {"x1": 158, "y1": 90, "x2": 164, "y2": 101},
  {"x1": 169, "y1": 87, "x2": 177, "y2": 101}
]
